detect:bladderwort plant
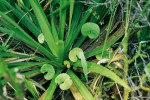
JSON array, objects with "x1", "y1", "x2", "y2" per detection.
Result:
[{"x1": 1, "y1": 0, "x2": 149, "y2": 99}]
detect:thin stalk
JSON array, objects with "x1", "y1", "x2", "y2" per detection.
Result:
[
  {"x1": 101, "y1": 0, "x2": 118, "y2": 58},
  {"x1": 123, "y1": 0, "x2": 132, "y2": 99}
]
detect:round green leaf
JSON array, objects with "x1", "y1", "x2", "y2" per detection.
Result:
[
  {"x1": 40, "y1": 64, "x2": 55, "y2": 80},
  {"x1": 69, "y1": 48, "x2": 83, "y2": 62},
  {"x1": 38, "y1": 33, "x2": 44, "y2": 44},
  {"x1": 81, "y1": 22, "x2": 100, "y2": 39},
  {"x1": 55, "y1": 73, "x2": 72, "y2": 90}
]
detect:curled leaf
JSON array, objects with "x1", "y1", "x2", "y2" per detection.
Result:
[
  {"x1": 55, "y1": 73, "x2": 72, "y2": 90},
  {"x1": 64, "y1": 60, "x2": 71, "y2": 68},
  {"x1": 40, "y1": 64, "x2": 55, "y2": 80},
  {"x1": 81, "y1": 22, "x2": 100, "y2": 39},
  {"x1": 69, "y1": 48, "x2": 88, "y2": 81},
  {"x1": 69, "y1": 48, "x2": 83, "y2": 62},
  {"x1": 38, "y1": 33, "x2": 44, "y2": 44}
]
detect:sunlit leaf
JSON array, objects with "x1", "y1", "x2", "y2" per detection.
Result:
[
  {"x1": 64, "y1": 60, "x2": 71, "y2": 68},
  {"x1": 55, "y1": 73, "x2": 72, "y2": 90},
  {"x1": 38, "y1": 33, "x2": 44, "y2": 44}
]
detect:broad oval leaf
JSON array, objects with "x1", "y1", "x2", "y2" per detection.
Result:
[
  {"x1": 81, "y1": 22, "x2": 100, "y2": 39},
  {"x1": 55, "y1": 73, "x2": 72, "y2": 90},
  {"x1": 40, "y1": 64, "x2": 55, "y2": 80}
]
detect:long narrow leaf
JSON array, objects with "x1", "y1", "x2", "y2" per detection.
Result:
[
  {"x1": 74, "y1": 61, "x2": 131, "y2": 90},
  {"x1": 0, "y1": 58, "x2": 24, "y2": 99},
  {"x1": 50, "y1": 6, "x2": 59, "y2": 41},
  {"x1": 0, "y1": 26, "x2": 54, "y2": 60},
  {"x1": 59, "y1": 0, "x2": 68, "y2": 40},
  {"x1": 29, "y1": 0, "x2": 59, "y2": 57},
  {"x1": 65, "y1": 6, "x2": 93, "y2": 57},
  {"x1": 67, "y1": 70, "x2": 94, "y2": 100},
  {"x1": 68, "y1": 0, "x2": 75, "y2": 33},
  {"x1": 0, "y1": 0, "x2": 40, "y2": 37},
  {"x1": 85, "y1": 24, "x2": 125, "y2": 58},
  {"x1": 39, "y1": 70, "x2": 61, "y2": 100}
]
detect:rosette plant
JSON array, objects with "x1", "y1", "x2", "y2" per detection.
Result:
[{"x1": 0, "y1": 0, "x2": 131, "y2": 99}]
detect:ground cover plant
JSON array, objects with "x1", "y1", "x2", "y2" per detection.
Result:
[{"x1": 0, "y1": 0, "x2": 150, "y2": 100}]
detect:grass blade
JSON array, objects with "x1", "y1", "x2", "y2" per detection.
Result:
[
  {"x1": 67, "y1": 70, "x2": 94, "y2": 100},
  {"x1": 85, "y1": 23, "x2": 125, "y2": 58},
  {"x1": 0, "y1": 57, "x2": 24, "y2": 99},
  {"x1": 0, "y1": 0, "x2": 40, "y2": 37},
  {"x1": 50, "y1": 5, "x2": 59, "y2": 41},
  {"x1": 0, "y1": 26, "x2": 54, "y2": 60},
  {"x1": 39, "y1": 70, "x2": 61, "y2": 100},
  {"x1": 29, "y1": 0, "x2": 59, "y2": 57},
  {"x1": 65, "y1": 6, "x2": 93, "y2": 57},
  {"x1": 74, "y1": 61, "x2": 131, "y2": 90},
  {"x1": 68, "y1": 0, "x2": 75, "y2": 33},
  {"x1": 59, "y1": 0, "x2": 68, "y2": 40},
  {"x1": 24, "y1": 79, "x2": 39, "y2": 98}
]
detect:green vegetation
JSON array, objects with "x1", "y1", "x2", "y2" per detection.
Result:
[{"x1": 0, "y1": 0, "x2": 149, "y2": 100}]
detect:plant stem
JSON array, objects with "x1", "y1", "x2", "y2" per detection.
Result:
[{"x1": 123, "y1": 0, "x2": 132, "y2": 99}]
